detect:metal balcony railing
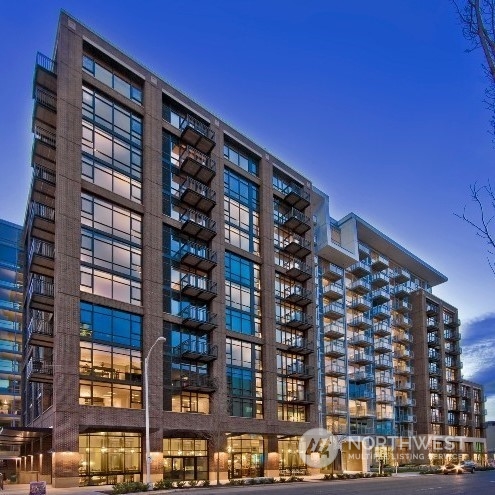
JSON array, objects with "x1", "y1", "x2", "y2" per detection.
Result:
[
  {"x1": 36, "y1": 52, "x2": 57, "y2": 73},
  {"x1": 34, "y1": 86, "x2": 56, "y2": 111},
  {"x1": 34, "y1": 124, "x2": 56, "y2": 148}
]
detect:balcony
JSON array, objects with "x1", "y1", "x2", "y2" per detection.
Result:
[
  {"x1": 26, "y1": 311, "x2": 54, "y2": 348},
  {"x1": 349, "y1": 259, "x2": 371, "y2": 278},
  {"x1": 180, "y1": 274, "x2": 217, "y2": 301},
  {"x1": 349, "y1": 371, "x2": 374, "y2": 382},
  {"x1": 32, "y1": 164, "x2": 56, "y2": 199},
  {"x1": 392, "y1": 283, "x2": 413, "y2": 298},
  {"x1": 280, "y1": 311, "x2": 313, "y2": 330},
  {"x1": 348, "y1": 351, "x2": 373, "y2": 366},
  {"x1": 396, "y1": 381, "x2": 414, "y2": 392},
  {"x1": 324, "y1": 341, "x2": 346, "y2": 358},
  {"x1": 278, "y1": 208, "x2": 311, "y2": 235},
  {"x1": 350, "y1": 406, "x2": 375, "y2": 419},
  {"x1": 281, "y1": 233, "x2": 311, "y2": 258},
  {"x1": 27, "y1": 275, "x2": 54, "y2": 311},
  {"x1": 429, "y1": 382, "x2": 441, "y2": 393},
  {"x1": 33, "y1": 124, "x2": 56, "y2": 164},
  {"x1": 393, "y1": 331, "x2": 413, "y2": 345},
  {"x1": 179, "y1": 209, "x2": 216, "y2": 241},
  {"x1": 428, "y1": 351, "x2": 441, "y2": 362},
  {"x1": 371, "y1": 272, "x2": 389, "y2": 288},
  {"x1": 393, "y1": 349, "x2": 414, "y2": 361},
  {"x1": 279, "y1": 391, "x2": 315, "y2": 405},
  {"x1": 370, "y1": 304, "x2": 390, "y2": 320},
  {"x1": 392, "y1": 315, "x2": 412, "y2": 330},
  {"x1": 323, "y1": 322, "x2": 345, "y2": 339},
  {"x1": 320, "y1": 263, "x2": 344, "y2": 282},
  {"x1": 283, "y1": 285, "x2": 312, "y2": 307},
  {"x1": 444, "y1": 317, "x2": 461, "y2": 328},
  {"x1": 327, "y1": 404, "x2": 348, "y2": 417},
  {"x1": 395, "y1": 364, "x2": 413, "y2": 375},
  {"x1": 426, "y1": 304, "x2": 439, "y2": 317},
  {"x1": 178, "y1": 177, "x2": 216, "y2": 213},
  {"x1": 325, "y1": 363, "x2": 346, "y2": 377},
  {"x1": 285, "y1": 363, "x2": 314, "y2": 380},
  {"x1": 179, "y1": 306, "x2": 217, "y2": 332},
  {"x1": 179, "y1": 146, "x2": 216, "y2": 184},
  {"x1": 373, "y1": 322, "x2": 391, "y2": 337},
  {"x1": 376, "y1": 393, "x2": 394, "y2": 403},
  {"x1": 350, "y1": 424, "x2": 375, "y2": 435},
  {"x1": 372, "y1": 289, "x2": 390, "y2": 305},
  {"x1": 172, "y1": 374, "x2": 217, "y2": 393},
  {"x1": 33, "y1": 86, "x2": 56, "y2": 128},
  {"x1": 322, "y1": 301, "x2": 345, "y2": 319},
  {"x1": 281, "y1": 182, "x2": 310, "y2": 210},
  {"x1": 348, "y1": 332, "x2": 373, "y2": 347},
  {"x1": 396, "y1": 414, "x2": 416, "y2": 423},
  {"x1": 396, "y1": 397, "x2": 416, "y2": 407},
  {"x1": 27, "y1": 202, "x2": 55, "y2": 239},
  {"x1": 444, "y1": 330, "x2": 461, "y2": 341},
  {"x1": 179, "y1": 115, "x2": 215, "y2": 154},
  {"x1": 326, "y1": 385, "x2": 346, "y2": 397},
  {"x1": 374, "y1": 338, "x2": 392, "y2": 353},
  {"x1": 390, "y1": 267, "x2": 410, "y2": 284},
  {"x1": 173, "y1": 340, "x2": 218, "y2": 363},
  {"x1": 349, "y1": 278, "x2": 371, "y2": 295},
  {"x1": 428, "y1": 366, "x2": 441, "y2": 377},
  {"x1": 285, "y1": 337, "x2": 313, "y2": 355},
  {"x1": 26, "y1": 358, "x2": 53, "y2": 383},
  {"x1": 375, "y1": 371, "x2": 394, "y2": 386},
  {"x1": 375, "y1": 355, "x2": 393, "y2": 370},
  {"x1": 175, "y1": 241, "x2": 217, "y2": 272},
  {"x1": 349, "y1": 296, "x2": 371, "y2": 312},
  {"x1": 427, "y1": 318, "x2": 439, "y2": 331},
  {"x1": 371, "y1": 254, "x2": 389, "y2": 272},
  {"x1": 284, "y1": 258, "x2": 312, "y2": 282},
  {"x1": 28, "y1": 238, "x2": 55, "y2": 276},
  {"x1": 321, "y1": 282, "x2": 344, "y2": 300},
  {"x1": 427, "y1": 335, "x2": 440, "y2": 347},
  {"x1": 347, "y1": 316, "x2": 372, "y2": 329},
  {"x1": 393, "y1": 300, "x2": 412, "y2": 314},
  {"x1": 35, "y1": 52, "x2": 57, "y2": 92}
]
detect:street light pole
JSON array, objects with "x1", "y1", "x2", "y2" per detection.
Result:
[{"x1": 145, "y1": 336, "x2": 166, "y2": 488}]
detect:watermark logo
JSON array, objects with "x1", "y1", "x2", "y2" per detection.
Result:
[{"x1": 298, "y1": 428, "x2": 340, "y2": 468}]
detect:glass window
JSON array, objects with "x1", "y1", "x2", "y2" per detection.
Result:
[
  {"x1": 224, "y1": 143, "x2": 258, "y2": 176},
  {"x1": 83, "y1": 54, "x2": 143, "y2": 104}
]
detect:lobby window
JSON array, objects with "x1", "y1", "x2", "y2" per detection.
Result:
[
  {"x1": 226, "y1": 338, "x2": 262, "y2": 418},
  {"x1": 225, "y1": 252, "x2": 261, "y2": 337},
  {"x1": 224, "y1": 141, "x2": 259, "y2": 176},
  {"x1": 163, "y1": 438, "x2": 208, "y2": 481},
  {"x1": 83, "y1": 54, "x2": 143, "y2": 104},
  {"x1": 224, "y1": 168, "x2": 259, "y2": 254},
  {"x1": 79, "y1": 432, "x2": 141, "y2": 486}
]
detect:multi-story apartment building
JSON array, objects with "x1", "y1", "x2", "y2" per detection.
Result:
[
  {"x1": 0, "y1": 220, "x2": 23, "y2": 464},
  {"x1": 15, "y1": 11, "x2": 486, "y2": 488}
]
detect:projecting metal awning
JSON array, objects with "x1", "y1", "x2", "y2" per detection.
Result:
[{"x1": 0, "y1": 427, "x2": 52, "y2": 446}]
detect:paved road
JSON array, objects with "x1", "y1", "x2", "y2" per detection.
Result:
[
  {"x1": 164, "y1": 471, "x2": 495, "y2": 495},
  {"x1": 2, "y1": 471, "x2": 494, "y2": 495}
]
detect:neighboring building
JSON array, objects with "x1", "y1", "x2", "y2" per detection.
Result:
[
  {"x1": 0, "y1": 220, "x2": 23, "y2": 465},
  {"x1": 16, "y1": 11, "x2": 486, "y2": 488},
  {"x1": 487, "y1": 421, "x2": 495, "y2": 462}
]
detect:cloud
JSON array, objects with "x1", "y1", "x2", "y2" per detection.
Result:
[{"x1": 461, "y1": 314, "x2": 495, "y2": 420}]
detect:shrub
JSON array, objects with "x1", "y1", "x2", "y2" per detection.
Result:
[
  {"x1": 176, "y1": 480, "x2": 186, "y2": 488},
  {"x1": 188, "y1": 480, "x2": 198, "y2": 487},
  {"x1": 278, "y1": 477, "x2": 287, "y2": 483},
  {"x1": 199, "y1": 480, "x2": 210, "y2": 487},
  {"x1": 153, "y1": 479, "x2": 173, "y2": 490},
  {"x1": 112, "y1": 481, "x2": 149, "y2": 493}
]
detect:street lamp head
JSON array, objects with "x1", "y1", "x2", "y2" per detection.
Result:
[{"x1": 157, "y1": 336, "x2": 167, "y2": 343}]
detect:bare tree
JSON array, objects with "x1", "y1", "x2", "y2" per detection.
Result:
[
  {"x1": 455, "y1": 181, "x2": 495, "y2": 274},
  {"x1": 453, "y1": 0, "x2": 495, "y2": 131}
]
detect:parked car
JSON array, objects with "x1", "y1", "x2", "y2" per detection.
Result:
[{"x1": 441, "y1": 461, "x2": 475, "y2": 474}]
